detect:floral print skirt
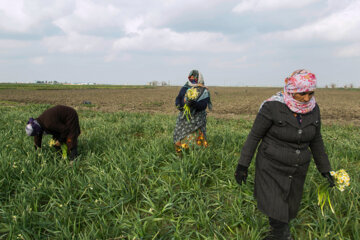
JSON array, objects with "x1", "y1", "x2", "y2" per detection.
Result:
[{"x1": 174, "y1": 128, "x2": 208, "y2": 154}]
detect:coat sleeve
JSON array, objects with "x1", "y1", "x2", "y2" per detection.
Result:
[
  {"x1": 238, "y1": 102, "x2": 273, "y2": 167},
  {"x1": 34, "y1": 133, "x2": 43, "y2": 149},
  {"x1": 309, "y1": 109, "x2": 332, "y2": 173},
  {"x1": 192, "y1": 97, "x2": 209, "y2": 111},
  {"x1": 175, "y1": 87, "x2": 187, "y2": 108}
]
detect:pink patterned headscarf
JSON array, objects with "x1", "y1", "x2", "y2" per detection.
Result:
[
  {"x1": 283, "y1": 69, "x2": 317, "y2": 114},
  {"x1": 260, "y1": 69, "x2": 317, "y2": 114}
]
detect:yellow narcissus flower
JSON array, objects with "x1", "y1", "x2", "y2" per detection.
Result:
[
  {"x1": 49, "y1": 139, "x2": 67, "y2": 159},
  {"x1": 185, "y1": 87, "x2": 200, "y2": 100},
  {"x1": 183, "y1": 87, "x2": 200, "y2": 122},
  {"x1": 318, "y1": 169, "x2": 350, "y2": 216},
  {"x1": 49, "y1": 139, "x2": 56, "y2": 147},
  {"x1": 330, "y1": 169, "x2": 350, "y2": 192}
]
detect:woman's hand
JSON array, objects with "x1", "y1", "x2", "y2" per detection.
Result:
[
  {"x1": 176, "y1": 105, "x2": 183, "y2": 111},
  {"x1": 54, "y1": 140, "x2": 61, "y2": 147},
  {"x1": 321, "y1": 172, "x2": 335, "y2": 188},
  {"x1": 235, "y1": 164, "x2": 248, "y2": 185},
  {"x1": 187, "y1": 100, "x2": 196, "y2": 107}
]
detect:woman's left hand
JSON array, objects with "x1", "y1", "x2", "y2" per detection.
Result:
[
  {"x1": 235, "y1": 164, "x2": 248, "y2": 185},
  {"x1": 322, "y1": 172, "x2": 335, "y2": 188},
  {"x1": 187, "y1": 100, "x2": 196, "y2": 107}
]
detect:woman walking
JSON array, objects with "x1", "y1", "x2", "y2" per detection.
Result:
[
  {"x1": 234, "y1": 69, "x2": 335, "y2": 240},
  {"x1": 173, "y1": 69, "x2": 212, "y2": 154}
]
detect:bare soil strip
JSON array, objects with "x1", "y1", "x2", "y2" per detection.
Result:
[{"x1": 1, "y1": 86, "x2": 359, "y2": 125}]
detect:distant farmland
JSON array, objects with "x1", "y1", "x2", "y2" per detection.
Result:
[{"x1": 1, "y1": 84, "x2": 359, "y2": 126}]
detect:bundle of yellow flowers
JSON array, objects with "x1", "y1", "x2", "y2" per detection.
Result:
[
  {"x1": 317, "y1": 169, "x2": 350, "y2": 216},
  {"x1": 330, "y1": 169, "x2": 350, "y2": 192},
  {"x1": 49, "y1": 139, "x2": 57, "y2": 147},
  {"x1": 183, "y1": 87, "x2": 200, "y2": 122},
  {"x1": 48, "y1": 139, "x2": 68, "y2": 159}
]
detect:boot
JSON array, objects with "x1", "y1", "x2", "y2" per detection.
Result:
[
  {"x1": 69, "y1": 147, "x2": 78, "y2": 160},
  {"x1": 262, "y1": 218, "x2": 293, "y2": 240}
]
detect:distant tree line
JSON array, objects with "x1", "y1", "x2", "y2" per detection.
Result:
[
  {"x1": 147, "y1": 81, "x2": 169, "y2": 86},
  {"x1": 36, "y1": 81, "x2": 59, "y2": 84},
  {"x1": 324, "y1": 83, "x2": 356, "y2": 89}
]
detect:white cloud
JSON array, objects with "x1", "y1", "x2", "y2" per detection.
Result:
[
  {"x1": 164, "y1": 56, "x2": 195, "y2": 66},
  {"x1": 124, "y1": 17, "x2": 145, "y2": 34},
  {"x1": 30, "y1": 56, "x2": 45, "y2": 64},
  {"x1": 232, "y1": 0, "x2": 320, "y2": 13},
  {"x1": 0, "y1": 0, "x2": 359, "y2": 86},
  {"x1": 113, "y1": 28, "x2": 246, "y2": 52},
  {"x1": 104, "y1": 53, "x2": 132, "y2": 63},
  {"x1": 0, "y1": 0, "x2": 73, "y2": 33},
  {"x1": 0, "y1": 39, "x2": 29, "y2": 49},
  {"x1": 337, "y1": 43, "x2": 360, "y2": 57},
  {"x1": 0, "y1": 40, "x2": 30, "y2": 64},
  {"x1": 264, "y1": 1, "x2": 360, "y2": 42},
  {"x1": 43, "y1": 33, "x2": 110, "y2": 53},
  {"x1": 53, "y1": 0, "x2": 122, "y2": 35},
  {"x1": 209, "y1": 56, "x2": 254, "y2": 69}
]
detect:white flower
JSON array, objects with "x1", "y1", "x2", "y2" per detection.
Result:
[{"x1": 17, "y1": 234, "x2": 25, "y2": 240}]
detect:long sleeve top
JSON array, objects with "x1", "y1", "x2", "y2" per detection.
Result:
[
  {"x1": 34, "y1": 105, "x2": 80, "y2": 148},
  {"x1": 175, "y1": 86, "x2": 209, "y2": 112}
]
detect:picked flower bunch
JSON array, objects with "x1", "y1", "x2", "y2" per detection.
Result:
[
  {"x1": 330, "y1": 169, "x2": 350, "y2": 192},
  {"x1": 317, "y1": 169, "x2": 350, "y2": 216},
  {"x1": 183, "y1": 87, "x2": 200, "y2": 122},
  {"x1": 48, "y1": 139, "x2": 68, "y2": 159},
  {"x1": 49, "y1": 139, "x2": 57, "y2": 147}
]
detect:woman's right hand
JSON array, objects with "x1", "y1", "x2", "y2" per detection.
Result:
[
  {"x1": 235, "y1": 164, "x2": 248, "y2": 185},
  {"x1": 176, "y1": 105, "x2": 183, "y2": 111}
]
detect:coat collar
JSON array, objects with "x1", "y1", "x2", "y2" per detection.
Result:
[{"x1": 279, "y1": 103, "x2": 317, "y2": 128}]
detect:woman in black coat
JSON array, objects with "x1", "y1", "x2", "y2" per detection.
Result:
[
  {"x1": 234, "y1": 69, "x2": 335, "y2": 240},
  {"x1": 25, "y1": 105, "x2": 81, "y2": 160}
]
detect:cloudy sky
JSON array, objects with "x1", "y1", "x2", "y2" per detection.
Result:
[{"x1": 0, "y1": 0, "x2": 359, "y2": 87}]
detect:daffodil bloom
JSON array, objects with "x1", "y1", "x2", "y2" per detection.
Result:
[
  {"x1": 186, "y1": 88, "x2": 199, "y2": 100},
  {"x1": 183, "y1": 87, "x2": 200, "y2": 122},
  {"x1": 330, "y1": 169, "x2": 350, "y2": 192},
  {"x1": 49, "y1": 139, "x2": 56, "y2": 147},
  {"x1": 318, "y1": 169, "x2": 350, "y2": 216}
]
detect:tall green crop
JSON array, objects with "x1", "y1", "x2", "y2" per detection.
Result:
[{"x1": 0, "y1": 104, "x2": 359, "y2": 239}]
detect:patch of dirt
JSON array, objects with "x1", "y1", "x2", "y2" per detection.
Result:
[{"x1": 1, "y1": 86, "x2": 359, "y2": 125}]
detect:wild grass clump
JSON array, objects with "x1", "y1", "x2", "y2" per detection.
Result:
[{"x1": 0, "y1": 104, "x2": 359, "y2": 239}]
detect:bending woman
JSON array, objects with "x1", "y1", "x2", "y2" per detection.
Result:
[
  {"x1": 234, "y1": 69, "x2": 334, "y2": 240},
  {"x1": 173, "y1": 69, "x2": 212, "y2": 154},
  {"x1": 25, "y1": 105, "x2": 81, "y2": 160}
]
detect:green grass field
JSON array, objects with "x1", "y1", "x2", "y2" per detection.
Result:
[{"x1": 0, "y1": 104, "x2": 359, "y2": 239}]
